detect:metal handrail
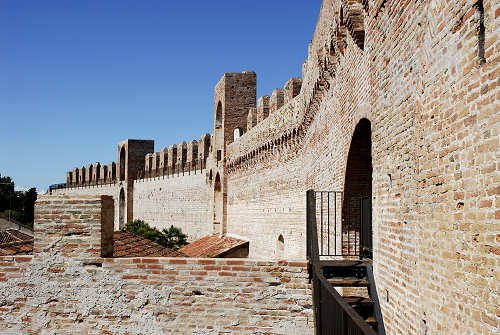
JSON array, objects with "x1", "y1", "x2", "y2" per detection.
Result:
[{"x1": 307, "y1": 190, "x2": 377, "y2": 335}]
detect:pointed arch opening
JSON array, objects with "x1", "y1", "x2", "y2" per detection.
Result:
[
  {"x1": 119, "y1": 147, "x2": 126, "y2": 181},
  {"x1": 213, "y1": 173, "x2": 223, "y2": 233},
  {"x1": 342, "y1": 118, "x2": 372, "y2": 258},
  {"x1": 215, "y1": 102, "x2": 222, "y2": 129},
  {"x1": 119, "y1": 187, "x2": 126, "y2": 230}
]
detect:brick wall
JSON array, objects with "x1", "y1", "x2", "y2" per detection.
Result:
[
  {"x1": 41, "y1": 1, "x2": 500, "y2": 333},
  {"x1": 224, "y1": 0, "x2": 500, "y2": 333},
  {"x1": 0, "y1": 195, "x2": 313, "y2": 334},
  {"x1": 52, "y1": 183, "x2": 122, "y2": 230},
  {"x1": 133, "y1": 172, "x2": 212, "y2": 242}
]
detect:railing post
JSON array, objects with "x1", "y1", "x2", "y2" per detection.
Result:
[{"x1": 306, "y1": 190, "x2": 316, "y2": 260}]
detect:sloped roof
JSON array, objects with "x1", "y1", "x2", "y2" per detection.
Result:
[
  {"x1": 0, "y1": 229, "x2": 33, "y2": 244},
  {"x1": 0, "y1": 231, "x2": 183, "y2": 258},
  {"x1": 0, "y1": 240, "x2": 34, "y2": 255},
  {"x1": 113, "y1": 231, "x2": 183, "y2": 257},
  {"x1": 179, "y1": 234, "x2": 248, "y2": 258}
]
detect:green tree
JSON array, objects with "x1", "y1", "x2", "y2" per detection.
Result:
[
  {"x1": 0, "y1": 175, "x2": 14, "y2": 213},
  {"x1": 0, "y1": 174, "x2": 37, "y2": 227},
  {"x1": 159, "y1": 225, "x2": 188, "y2": 250},
  {"x1": 125, "y1": 220, "x2": 188, "y2": 250},
  {"x1": 20, "y1": 188, "x2": 37, "y2": 225}
]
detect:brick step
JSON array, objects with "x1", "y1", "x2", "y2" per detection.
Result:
[
  {"x1": 343, "y1": 296, "x2": 374, "y2": 320},
  {"x1": 327, "y1": 278, "x2": 370, "y2": 287}
]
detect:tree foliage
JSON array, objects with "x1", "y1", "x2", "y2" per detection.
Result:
[
  {"x1": 0, "y1": 174, "x2": 37, "y2": 227},
  {"x1": 125, "y1": 220, "x2": 188, "y2": 250}
]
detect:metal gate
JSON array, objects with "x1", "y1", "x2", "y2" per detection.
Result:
[{"x1": 314, "y1": 191, "x2": 372, "y2": 258}]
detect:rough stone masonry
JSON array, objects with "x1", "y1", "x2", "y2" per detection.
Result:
[
  {"x1": 0, "y1": 195, "x2": 314, "y2": 334},
  {"x1": 31, "y1": 0, "x2": 500, "y2": 333}
]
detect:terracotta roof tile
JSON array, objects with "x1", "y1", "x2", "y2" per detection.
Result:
[
  {"x1": 0, "y1": 240, "x2": 34, "y2": 255},
  {"x1": 113, "y1": 231, "x2": 183, "y2": 257},
  {"x1": 0, "y1": 229, "x2": 33, "y2": 244},
  {"x1": 0, "y1": 231, "x2": 183, "y2": 258},
  {"x1": 179, "y1": 234, "x2": 248, "y2": 258}
]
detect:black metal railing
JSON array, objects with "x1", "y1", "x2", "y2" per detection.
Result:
[
  {"x1": 314, "y1": 191, "x2": 372, "y2": 258},
  {"x1": 307, "y1": 190, "x2": 377, "y2": 335}
]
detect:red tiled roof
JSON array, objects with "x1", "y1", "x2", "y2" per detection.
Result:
[
  {"x1": 0, "y1": 229, "x2": 33, "y2": 244},
  {"x1": 0, "y1": 231, "x2": 183, "y2": 258},
  {"x1": 113, "y1": 231, "x2": 183, "y2": 257},
  {"x1": 0, "y1": 240, "x2": 34, "y2": 255},
  {"x1": 179, "y1": 234, "x2": 248, "y2": 258}
]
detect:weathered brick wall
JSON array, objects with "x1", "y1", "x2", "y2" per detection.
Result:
[
  {"x1": 226, "y1": 149, "x2": 307, "y2": 260},
  {"x1": 224, "y1": 0, "x2": 500, "y2": 333},
  {"x1": 52, "y1": 183, "x2": 122, "y2": 230},
  {"x1": 0, "y1": 195, "x2": 313, "y2": 334},
  {"x1": 133, "y1": 172, "x2": 212, "y2": 242},
  {"x1": 41, "y1": 1, "x2": 499, "y2": 333}
]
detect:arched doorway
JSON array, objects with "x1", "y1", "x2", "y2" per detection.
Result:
[
  {"x1": 119, "y1": 188, "x2": 125, "y2": 230},
  {"x1": 213, "y1": 173, "x2": 222, "y2": 233},
  {"x1": 342, "y1": 118, "x2": 372, "y2": 258},
  {"x1": 215, "y1": 102, "x2": 222, "y2": 129},
  {"x1": 119, "y1": 147, "x2": 126, "y2": 181}
]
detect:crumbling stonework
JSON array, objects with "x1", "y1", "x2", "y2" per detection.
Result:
[{"x1": 0, "y1": 196, "x2": 313, "y2": 334}]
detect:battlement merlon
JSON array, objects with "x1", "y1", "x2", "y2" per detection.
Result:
[
  {"x1": 257, "y1": 96, "x2": 270, "y2": 123},
  {"x1": 284, "y1": 77, "x2": 302, "y2": 104},
  {"x1": 247, "y1": 108, "x2": 257, "y2": 130}
]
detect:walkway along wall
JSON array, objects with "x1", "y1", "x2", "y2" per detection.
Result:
[{"x1": 0, "y1": 195, "x2": 313, "y2": 334}]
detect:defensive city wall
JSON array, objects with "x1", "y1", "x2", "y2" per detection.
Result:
[
  {"x1": 46, "y1": 0, "x2": 499, "y2": 333},
  {"x1": 0, "y1": 195, "x2": 313, "y2": 334}
]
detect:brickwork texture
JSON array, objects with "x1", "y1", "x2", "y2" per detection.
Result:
[
  {"x1": 0, "y1": 196, "x2": 313, "y2": 334},
  {"x1": 48, "y1": 1, "x2": 500, "y2": 333}
]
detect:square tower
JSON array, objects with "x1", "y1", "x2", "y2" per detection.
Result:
[
  {"x1": 213, "y1": 71, "x2": 257, "y2": 156},
  {"x1": 117, "y1": 139, "x2": 154, "y2": 182}
]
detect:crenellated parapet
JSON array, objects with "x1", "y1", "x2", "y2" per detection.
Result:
[
  {"x1": 246, "y1": 76, "x2": 302, "y2": 134},
  {"x1": 269, "y1": 89, "x2": 284, "y2": 114},
  {"x1": 142, "y1": 134, "x2": 211, "y2": 179},
  {"x1": 198, "y1": 134, "x2": 210, "y2": 164},
  {"x1": 65, "y1": 161, "x2": 117, "y2": 188},
  {"x1": 247, "y1": 108, "x2": 257, "y2": 130}
]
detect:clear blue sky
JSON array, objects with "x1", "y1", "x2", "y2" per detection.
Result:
[{"x1": 1, "y1": 0, "x2": 321, "y2": 192}]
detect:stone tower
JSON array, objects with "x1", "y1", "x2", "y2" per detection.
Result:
[
  {"x1": 117, "y1": 139, "x2": 154, "y2": 229},
  {"x1": 210, "y1": 71, "x2": 257, "y2": 233}
]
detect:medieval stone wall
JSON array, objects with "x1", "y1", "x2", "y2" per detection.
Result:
[
  {"x1": 45, "y1": 1, "x2": 500, "y2": 333},
  {"x1": 0, "y1": 195, "x2": 313, "y2": 334},
  {"x1": 133, "y1": 172, "x2": 212, "y2": 242},
  {"x1": 224, "y1": 0, "x2": 500, "y2": 333},
  {"x1": 51, "y1": 183, "x2": 122, "y2": 231}
]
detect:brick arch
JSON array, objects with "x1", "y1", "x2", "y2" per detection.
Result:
[
  {"x1": 119, "y1": 187, "x2": 126, "y2": 230},
  {"x1": 215, "y1": 101, "x2": 223, "y2": 129},
  {"x1": 342, "y1": 118, "x2": 372, "y2": 257},
  {"x1": 213, "y1": 173, "x2": 223, "y2": 233},
  {"x1": 119, "y1": 146, "x2": 126, "y2": 181}
]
